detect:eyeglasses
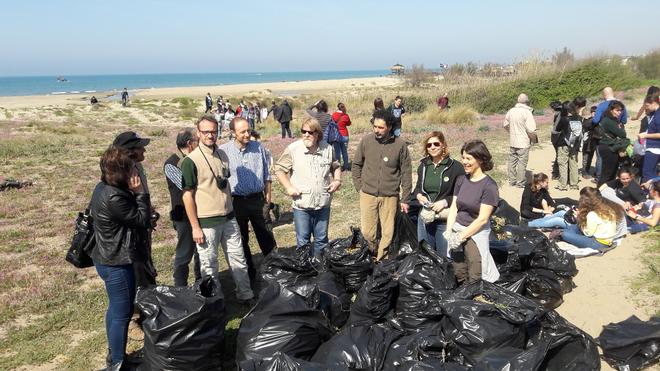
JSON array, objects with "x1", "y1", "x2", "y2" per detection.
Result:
[
  {"x1": 426, "y1": 142, "x2": 442, "y2": 148},
  {"x1": 199, "y1": 130, "x2": 217, "y2": 136},
  {"x1": 301, "y1": 129, "x2": 315, "y2": 135}
]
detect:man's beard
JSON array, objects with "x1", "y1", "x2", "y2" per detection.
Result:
[{"x1": 303, "y1": 138, "x2": 314, "y2": 147}]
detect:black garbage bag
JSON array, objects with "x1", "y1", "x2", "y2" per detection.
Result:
[
  {"x1": 311, "y1": 321, "x2": 404, "y2": 370},
  {"x1": 347, "y1": 258, "x2": 400, "y2": 325},
  {"x1": 493, "y1": 198, "x2": 520, "y2": 226},
  {"x1": 527, "y1": 235, "x2": 578, "y2": 278},
  {"x1": 236, "y1": 283, "x2": 333, "y2": 364},
  {"x1": 383, "y1": 324, "x2": 448, "y2": 369},
  {"x1": 396, "y1": 360, "x2": 469, "y2": 371},
  {"x1": 597, "y1": 315, "x2": 660, "y2": 371},
  {"x1": 388, "y1": 211, "x2": 419, "y2": 257},
  {"x1": 396, "y1": 289, "x2": 453, "y2": 333},
  {"x1": 496, "y1": 272, "x2": 528, "y2": 295},
  {"x1": 439, "y1": 281, "x2": 545, "y2": 366},
  {"x1": 534, "y1": 310, "x2": 601, "y2": 371},
  {"x1": 469, "y1": 346, "x2": 547, "y2": 371},
  {"x1": 323, "y1": 228, "x2": 374, "y2": 293},
  {"x1": 396, "y1": 241, "x2": 456, "y2": 330},
  {"x1": 243, "y1": 351, "x2": 329, "y2": 371},
  {"x1": 261, "y1": 244, "x2": 319, "y2": 298},
  {"x1": 317, "y1": 271, "x2": 351, "y2": 328},
  {"x1": 524, "y1": 269, "x2": 569, "y2": 310},
  {"x1": 136, "y1": 275, "x2": 226, "y2": 371}
]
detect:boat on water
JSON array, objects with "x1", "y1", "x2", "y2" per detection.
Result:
[{"x1": 56, "y1": 76, "x2": 68, "y2": 82}]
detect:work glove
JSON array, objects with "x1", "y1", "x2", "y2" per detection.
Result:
[{"x1": 444, "y1": 231, "x2": 464, "y2": 250}]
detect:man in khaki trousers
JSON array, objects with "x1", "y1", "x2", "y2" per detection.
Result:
[
  {"x1": 504, "y1": 93, "x2": 537, "y2": 188},
  {"x1": 352, "y1": 110, "x2": 412, "y2": 261}
]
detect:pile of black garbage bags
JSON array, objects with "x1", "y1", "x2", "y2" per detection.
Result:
[{"x1": 236, "y1": 221, "x2": 602, "y2": 371}]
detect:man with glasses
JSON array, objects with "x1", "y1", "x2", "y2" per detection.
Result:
[
  {"x1": 275, "y1": 116, "x2": 342, "y2": 257},
  {"x1": 219, "y1": 117, "x2": 277, "y2": 281},
  {"x1": 352, "y1": 109, "x2": 412, "y2": 261},
  {"x1": 181, "y1": 115, "x2": 254, "y2": 304}
]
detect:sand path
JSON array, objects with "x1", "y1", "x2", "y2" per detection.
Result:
[{"x1": 497, "y1": 117, "x2": 657, "y2": 370}]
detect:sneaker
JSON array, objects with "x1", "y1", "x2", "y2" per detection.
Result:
[{"x1": 554, "y1": 186, "x2": 568, "y2": 191}]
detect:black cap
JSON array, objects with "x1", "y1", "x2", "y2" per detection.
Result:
[{"x1": 113, "y1": 131, "x2": 150, "y2": 149}]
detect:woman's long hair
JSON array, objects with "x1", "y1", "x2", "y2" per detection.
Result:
[
  {"x1": 531, "y1": 172, "x2": 548, "y2": 193},
  {"x1": 422, "y1": 131, "x2": 449, "y2": 159},
  {"x1": 576, "y1": 187, "x2": 624, "y2": 229}
]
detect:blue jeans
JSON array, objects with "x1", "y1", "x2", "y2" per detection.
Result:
[
  {"x1": 642, "y1": 151, "x2": 659, "y2": 182},
  {"x1": 336, "y1": 136, "x2": 350, "y2": 170},
  {"x1": 527, "y1": 210, "x2": 568, "y2": 229},
  {"x1": 293, "y1": 207, "x2": 330, "y2": 257},
  {"x1": 95, "y1": 263, "x2": 135, "y2": 364},
  {"x1": 417, "y1": 218, "x2": 448, "y2": 258},
  {"x1": 626, "y1": 215, "x2": 649, "y2": 234},
  {"x1": 560, "y1": 224, "x2": 609, "y2": 250}
]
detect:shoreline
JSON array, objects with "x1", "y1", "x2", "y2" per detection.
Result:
[{"x1": 0, "y1": 76, "x2": 400, "y2": 109}]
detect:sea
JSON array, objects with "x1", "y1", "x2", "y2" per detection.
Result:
[{"x1": 0, "y1": 70, "x2": 390, "y2": 97}]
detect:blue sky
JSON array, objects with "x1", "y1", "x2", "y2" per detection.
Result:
[{"x1": 0, "y1": 0, "x2": 656, "y2": 76}]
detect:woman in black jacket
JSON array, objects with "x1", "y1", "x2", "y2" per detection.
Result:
[
  {"x1": 412, "y1": 131, "x2": 464, "y2": 257},
  {"x1": 597, "y1": 100, "x2": 628, "y2": 187},
  {"x1": 90, "y1": 146, "x2": 151, "y2": 369}
]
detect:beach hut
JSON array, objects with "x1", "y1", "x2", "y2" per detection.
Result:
[{"x1": 390, "y1": 64, "x2": 405, "y2": 75}]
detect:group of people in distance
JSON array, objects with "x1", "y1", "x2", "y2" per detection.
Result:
[{"x1": 86, "y1": 86, "x2": 659, "y2": 369}]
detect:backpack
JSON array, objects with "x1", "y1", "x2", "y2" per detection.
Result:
[
  {"x1": 323, "y1": 119, "x2": 340, "y2": 144},
  {"x1": 564, "y1": 119, "x2": 583, "y2": 148}
]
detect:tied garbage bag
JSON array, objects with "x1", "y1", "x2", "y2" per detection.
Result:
[
  {"x1": 317, "y1": 271, "x2": 351, "y2": 328},
  {"x1": 396, "y1": 241, "x2": 457, "y2": 331},
  {"x1": 495, "y1": 272, "x2": 527, "y2": 295},
  {"x1": 396, "y1": 360, "x2": 469, "y2": 370},
  {"x1": 323, "y1": 228, "x2": 374, "y2": 293},
  {"x1": 236, "y1": 283, "x2": 332, "y2": 364},
  {"x1": 261, "y1": 244, "x2": 319, "y2": 298},
  {"x1": 533, "y1": 311, "x2": 601, "y2": 371},
  {"x1": 388, "y1": 211, "x2": 419, "y2": 257},
  {"x1": 524, "y1": 269, "x2": 573, "y2": 310},
  {"x1": 347, "y1": 258, "x2": 400, "y2": 325},
  {"x1": 597, "y1": 315, "x2": 660, "y2": 371},
  {"x1": 136, "y1": 275, "x2": 226, "y2": 371},
  {"x1": 243, "y1": 351, "x2": 328, "y2": 371},
  {"x1": 493, "y1": 198, "x2": 521, "y2": 226},
  {"x1": 439, "y1": 281, "x2": 545, "y2": 367},
  {"x1": 311, "y1": 321, "x2": 404, "y2": 370}
]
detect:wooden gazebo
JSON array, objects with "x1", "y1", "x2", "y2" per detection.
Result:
[{"x1": 390, "y1": 64, "x2": 405, "y2": 75}]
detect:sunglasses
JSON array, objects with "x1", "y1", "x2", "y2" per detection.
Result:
[
  {"x1": 301, "y1": 129, "x2": 315, "y2": 135},
  {"x1": 199, "y1": 130, "x2": 217, "y2": 136},
  {"x1": 426, "y1": 142, "x2": 442, "y2": 148}
]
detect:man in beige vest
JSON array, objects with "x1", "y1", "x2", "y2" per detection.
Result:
[
  {"x1": 504, "y1": 93, "x2": 537, "y2": 188},
  {"x1": 181, "y1": 115, "x2": 254, "y2": 304}
]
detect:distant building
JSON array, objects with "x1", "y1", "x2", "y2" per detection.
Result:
[{"x1": 390, "y1": 64, "x2": 405, "y2": 75}]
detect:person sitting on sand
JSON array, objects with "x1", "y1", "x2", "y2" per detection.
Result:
[
  {"x1": 599, "y1": 167, "x2": 646, "y2": 209},
  {"x1": 626, "y1": 180, "x2": 660, "y2": 230},
  {"x1": 557, "y1": 187, "x2": 627, "y2": 250},
  {"x1": 437, "y1": 93, "x2": 449, "y2": 110},
  {"x1": 521, "y1": 173, "x2": 568, "y2": 229},
  {"x1": 90, "y1": 96, "x2": 98, "y2": 105}
]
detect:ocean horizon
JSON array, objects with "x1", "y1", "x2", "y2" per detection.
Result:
[{"x1": 0, "y1": 70, "x2": 390, "y2": 97}]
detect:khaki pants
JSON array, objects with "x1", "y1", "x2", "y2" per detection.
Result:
[
  {"x1": 508, "y1": 146, "x2": 530, "y2": 187},
  {"x1": 359, "y1": 191, "x2": 398, "y2": 261},
  {"x1": 557, "y1": 146, "x2": 579, "y2": 188}
]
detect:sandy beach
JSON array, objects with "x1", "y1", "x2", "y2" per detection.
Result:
[{"x1": 0, "y1": 76, "x2": 399, "y2": 109}]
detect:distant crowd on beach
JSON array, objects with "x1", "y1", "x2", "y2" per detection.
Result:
[{"x1": 84, "y1": 82, "x2": 659, "y2": 368}]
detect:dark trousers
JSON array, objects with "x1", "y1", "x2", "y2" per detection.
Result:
[
  {"x1": 232, "y1": 194, "x2": 277, "y2": 280},
  {"x1": 280, "y1": 121, "x2": 292, "y2": 138},
  {"x1": 451, "y1": 239, "x2": 482, "y2": 284},
  {"x1": 95, "y1": 263, "x2": 135, "y2": 364},
  {"x1": 597, "y1": 144, "x2": 620, "y2": 187},
  {"x1": 582, "y1": 140, "x2": 596, "y2": 175},
  {"x1": 172, "y1": 220, "x2": 202, "y2": 286}
]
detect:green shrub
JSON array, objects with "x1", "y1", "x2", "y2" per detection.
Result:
[
  {"x1": 404, "y1": 95, "x2": 429, "y2": 113},
  {"x1": 463, "y1": 58, "x2": 645, "y2": 113},
  {"x1": 630, "y1": 50, "x2": 660, "y2": 80}
]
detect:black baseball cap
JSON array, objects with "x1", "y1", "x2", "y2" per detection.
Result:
[{"x1": 113, "y1": 131, "x2": 150, "y2": 149}]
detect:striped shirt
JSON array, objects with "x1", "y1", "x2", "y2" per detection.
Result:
[{"x1": 218, "y1": 140, "x2": 271, "y2": 196}]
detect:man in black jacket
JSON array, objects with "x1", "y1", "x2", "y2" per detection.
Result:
[
  {"x1": 164, "y1": 129, "x2": 202, "y2": 286},
  {"x1": 276, "y1": 100, "x2": 293, "y2": 138}
]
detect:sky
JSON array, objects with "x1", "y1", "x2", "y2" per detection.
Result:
[{"x1": 0, "y1": 0, "x2": 657, "y2": 76}]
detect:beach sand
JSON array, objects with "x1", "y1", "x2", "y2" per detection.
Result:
[{"x1": 0, "y1": 76, "x2": 399, "y2": 109}]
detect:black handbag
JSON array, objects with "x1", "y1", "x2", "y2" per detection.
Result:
[{"x1": 65, "y1": 208, "x2": 96, "y2": 268}]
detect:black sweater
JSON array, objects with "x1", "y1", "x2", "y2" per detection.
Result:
[
  {"x1": 520, "y1": 184, "x2": 555, "y2": 220},
  {"x1": 410, "y1": 156, "x2": 464, "y2": 206}
]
